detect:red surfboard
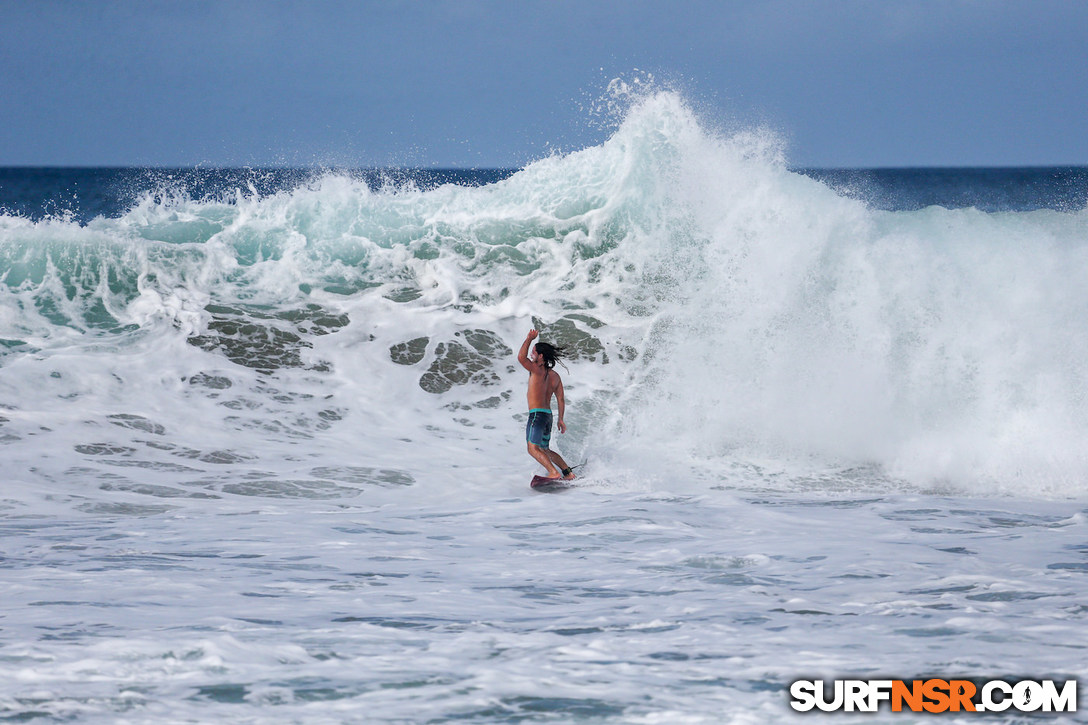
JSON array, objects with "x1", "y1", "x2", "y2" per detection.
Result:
[{"x1": 531, "y1": 475, "x2": 573, "y2": 491}]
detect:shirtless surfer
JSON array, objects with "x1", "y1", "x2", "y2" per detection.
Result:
[{"x1": 517, "y1": 329, "x2": 575, "y2": 481}]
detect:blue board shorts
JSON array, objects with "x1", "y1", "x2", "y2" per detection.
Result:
[{"x1": 525, "y1": 408, "x2": 552, "y2": 449}]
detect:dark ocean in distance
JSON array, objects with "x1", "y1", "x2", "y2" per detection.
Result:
[{"x1": 0, "y1": 166, "x2": 1085, "y2": 223}]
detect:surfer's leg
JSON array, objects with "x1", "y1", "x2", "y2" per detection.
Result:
[
  {"x1": 526, "y1": 411, "x2": 560, "y2": 477},
  {"x1": 546, "y1": 450, "x2": 576, "y2": 479},
  {"x1": 527, "y1": 443, "x2": 561, "y2": 477}
]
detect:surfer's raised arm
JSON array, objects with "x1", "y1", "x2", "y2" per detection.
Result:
[{"x1": 517, "y1": 329, "x2": 539, "y2": 372}]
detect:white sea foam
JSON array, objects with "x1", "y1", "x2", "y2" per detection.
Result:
[
  {"x1": 1, "y1": 89, "x2": 1087, "y2": 721},
  {"x1": 4, "y1": 90, "x2": 1088, "y2": 496}
]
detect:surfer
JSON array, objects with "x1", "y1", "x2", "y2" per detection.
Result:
[{"x1": 518, "y1": 329, "x2": 575, "y2": 481}]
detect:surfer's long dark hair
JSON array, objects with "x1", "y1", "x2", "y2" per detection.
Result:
[{"x1": 533, "y1": 341, "x2": 567, "y2": 371}]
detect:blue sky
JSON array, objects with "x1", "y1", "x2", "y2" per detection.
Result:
[{"x1": 2, "y1": 0, "x2": 1086, "y2": 168}]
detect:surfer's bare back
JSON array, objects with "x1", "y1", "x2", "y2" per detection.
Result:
[{"x1": 517, "y1": 329, "x2": 575, "y2": 480}]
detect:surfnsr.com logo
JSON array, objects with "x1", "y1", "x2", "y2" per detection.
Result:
[{"x1": 789, "y1": 679, "x2": 1077, "y2": 713}]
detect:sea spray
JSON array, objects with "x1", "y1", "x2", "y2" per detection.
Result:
[{"x1": 590, "y1": 102, "x2": 1088, "y2": 494}]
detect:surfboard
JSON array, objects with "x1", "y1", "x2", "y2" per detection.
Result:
[{"x1": 530, "y1": 475, "x2": 573, "y2": 492}]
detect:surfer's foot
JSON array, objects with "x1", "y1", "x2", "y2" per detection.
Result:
[{"x1": 561, "y1": 467, "x2": 576, "y2": 480}]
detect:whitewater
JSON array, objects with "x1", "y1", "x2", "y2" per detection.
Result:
[{"x1": 1, "y1": 91, "x2": 1086, "y2": 722}]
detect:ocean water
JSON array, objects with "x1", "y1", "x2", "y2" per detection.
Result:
[{"x1": 1, "y1": 91, "x2": 1087, "y2": 723}]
